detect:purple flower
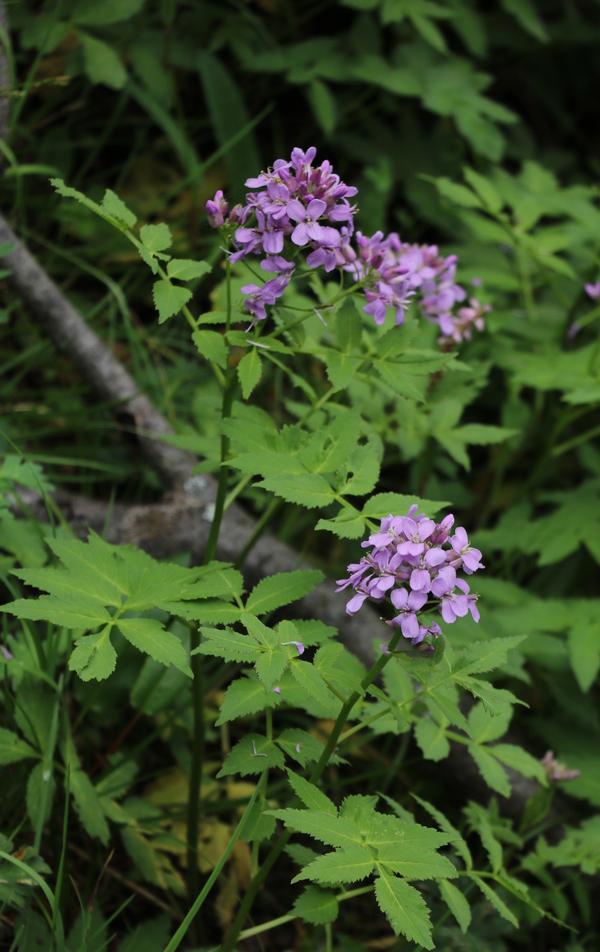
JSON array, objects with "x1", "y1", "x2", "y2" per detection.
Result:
[
  {"x1": 261, "y1": 255, "x2": 295, "y2": 274},
  {"x1": 288, "y1": 198, "x2": 328, "y2": 246},
  {"x1": 449, "y1": 526, "x2": 484, "y2": 574},
  {"x1": 441, "y1": 579, "x2": 479, "y2": 624},
  {"x1": 283, "y1": 640, "x2": 306, "y2": 656},
  {"x1": 541, "y1": 750, "x2": 581, "y2": 782},
  {"x1": 390, "y1": 588, "x2": 427, "y2": 641},
  {"x1": 336, "y1": 507, "x2": 484, "y2": 643},
  {"x1": 585, "y1": 282, "x2": 600, "y2": 300},
  {"x1": 205, "y1": 189, "x2": 228, "y2": 228},
  {"x1": 240, "y1": 274, "x2": 292, "y2": 323}
]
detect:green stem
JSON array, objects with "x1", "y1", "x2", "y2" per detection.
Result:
[
  {"x1": 236, "y1": 886, "x2": 373, "y2": 942},
  {"x1": 552, "y1": 421, "x2": 600, "y2": 458},
  {"x1": 186, "y1": 263, "x2": 236, "y2": 906},
  {"x1": 220, "y1": 631, "x2": 402, "y2": 952}
]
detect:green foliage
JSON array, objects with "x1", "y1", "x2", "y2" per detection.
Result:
[
  {"x1": 4, "y1": 1, "x2": 600, "y2": 947},
  {"x1": 2, "y1": 533, "x2": 242, "y2": 680}
]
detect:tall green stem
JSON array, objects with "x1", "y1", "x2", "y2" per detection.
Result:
[
  {"x1": 220, "y1": 630, "x2": 402, "y2": 952},
  {"x1": 187, "y1": 263, "x2": 236, "y2": 904}
]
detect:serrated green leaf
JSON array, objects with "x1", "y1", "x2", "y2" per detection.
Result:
[
  {"x1": 377, "y1": 844, "x2": 457, "y2": 880},
  {"x1": 293, "y1": 845, "x2": 375, "y2": 885},
  {"x1": 468, "y1": 744, "x2": 511, "y2": 796},
  {"x1": 101, "y1": 189, "x2": 136, "y2": 227},
  {"x1": 217, "y1": 734, "x2": 284, "y2": 777},
  {"x1": 194, "y1": 627, "x2": 260, "y2": 664},
  {"x1": 246, "y1": 570, "x2": 323, "y2": 615},
  {"x1": 472, "y1": 875, "x2": 518, "y2": 927},
  {"x1": 71, "y1": 769, "x2": 110, "y2": 844},
  {"x1": 411, "y1": 794, "x2": 472, "y2": 869},
  {"x1": 117, "y1": 618, "x2": 191, "y2": 677},
  {"x1": 276, "y1": 729, "x2": 325, "y2": 767},
  {"x1": 152, "y1": 280, "x2": 192, "y2": 324},
  {"x1": 434, "y1": 177, "x2": 482, "y2": 209},
  {"x1": 170, "y1": 601, "x2": 241, "y2": 624},
  {"x1": 116, "y1": 915, "x2": 171, "y2": 952},
  {"x1": 490, "y1": 743, "x2": 547, "y2": 784},
  {"x1": 315, "y1": 510, "x2": 366, "y2": 539},
  {"x1": 374, "y1": 870, "x2": 433, "y2": 949},
  {"x1": 465, "y1": 802, "x2": 503, "y2": 871},
  {"x1": 439, "y1": 879, "x2": 471, "y2": 932},
  {"x1": 167, "y1": 258, "x2": 211, "y2": 280},
  {"x1": 569, "y1": 620, "x2": 600, "y2": 692},
  {"x1": 192, "y1": 329, "x2": 227, "y2": 368},
  {"x1": 69, "y1": 629, "x2": 117, "y2": 681},
  {"x1": 290, "y1": 659, "x2": 338, "y2": 712},
  {"x1": 237, "y1": 349, "x2": 263, "y2": 399},
  {"x1": 3, "y1": 596, "x2": 110, "y2": 629},
  {"x1": 314, "y1": 642, "x2": 365, "y2": 698},
  {"x1": 268, "y1": 809, "x2": 361, "y2": 849},
  {"x1": 286, "y1": 770, "x2": 337, "y2": 815},
  {"x1": 216, "y1": 676, "x2": 279, "y2": 725},
  {"x1": 140, "y1": 222, "x2": 172, "y2": 252},
  {"x1": 414, "y1": 718, "x2": 450, "y2": 762},
  {"x1": 257, "y1": 474, "x2": 336, "y2": 509},
  {"x1": 293, "y1": 884, "x2": 339, "y2": 924},
  {"x1": 255, "y1": 646, "x2": 289, "y2": 689}
]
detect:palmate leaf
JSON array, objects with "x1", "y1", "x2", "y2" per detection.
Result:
[{"x1": 1, "y1": 533, "x2": 239, "y2": 681}]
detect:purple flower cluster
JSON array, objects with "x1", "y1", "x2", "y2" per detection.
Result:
[
  {"x1": 336, "y1": 506, "x2": 484, "y2": 644},
  {"x1": 206, "y1": 146, "x2": 356, "y2": 323},
  {"x1": 205, "y1": 146, "x2": 488, "y2": 342},
  {"x1": 343, "y1": 233, "x2": 488, "y2": 342}
]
